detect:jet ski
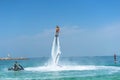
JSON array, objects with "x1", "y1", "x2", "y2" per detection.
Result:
[
  {"x1": 8, "y1": 61, "x2": 24, "y2": 71},
  {"x1": 8, "y1": 64, "x2": 24, "y2": 71}
]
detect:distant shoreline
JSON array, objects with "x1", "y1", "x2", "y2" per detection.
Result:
[{"x1": 0, "y1": 57, "x2": 28, "y2": 60}]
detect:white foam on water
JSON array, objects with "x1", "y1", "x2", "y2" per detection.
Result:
[
  {"x1": 25, "y1": 65, "x2": 95, "y2": 71},
  {"x1": 25, "y1": 65, "x2": 120, "y2": 72}
]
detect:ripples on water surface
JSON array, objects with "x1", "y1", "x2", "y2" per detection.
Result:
[{"x1": 0, "y1": 56, "x2": 120, "y2": 80}]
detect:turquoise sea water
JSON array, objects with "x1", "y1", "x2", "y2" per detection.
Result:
[{"x1": 0, "y1": 56, "x2": 120, "y2": 80}]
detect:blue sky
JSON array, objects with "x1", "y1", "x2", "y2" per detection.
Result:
[{"x1": 0, "y1": 0, "x2": 120, "y2": 57}]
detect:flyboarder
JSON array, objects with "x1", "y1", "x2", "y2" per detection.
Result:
[
  {"x1": 55, "y1": 26, "x2": 60, "y2": 45},
  {"x1": 114, "y1": 53, "x2": 117, "y2": 64},
  {"x1": 55, "y1": 26, "x2": 60, "y2": 37}
]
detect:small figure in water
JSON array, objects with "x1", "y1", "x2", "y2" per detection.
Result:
[
  {"x1": 14, "y1": 61, "x2": 20, "y2": 70},
  {"x1": 13, "y1": 61, "x2": 24, "y2": 71},
  {"x1": 114, "y1": 53, "x2": 117, "y2": 64}
]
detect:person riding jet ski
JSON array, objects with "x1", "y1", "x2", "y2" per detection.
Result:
[{"x1": 8, "y1": 61, "x2": 24, "y2": 71}]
